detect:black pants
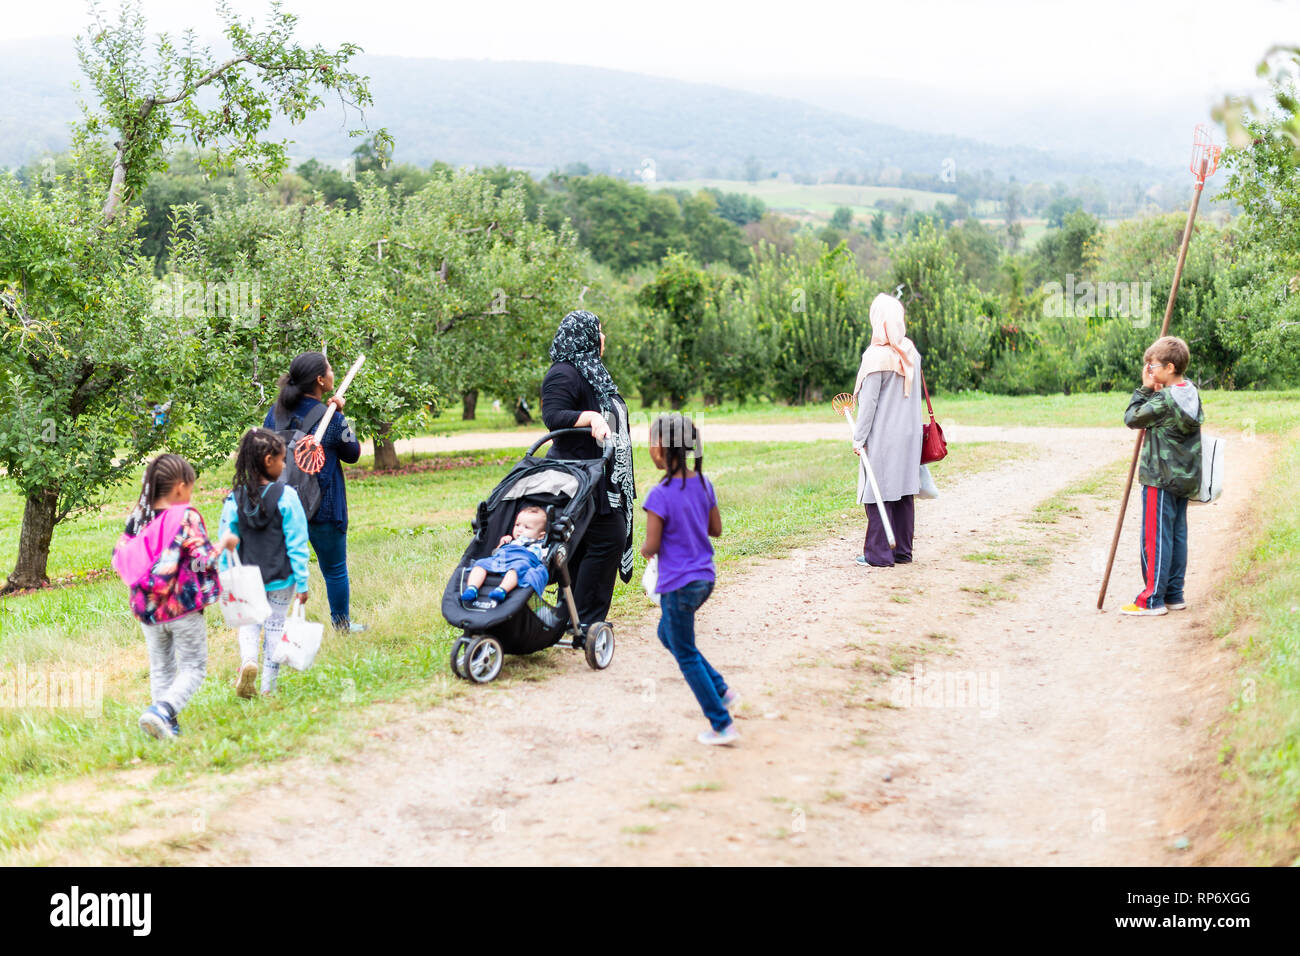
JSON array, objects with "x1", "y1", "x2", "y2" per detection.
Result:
[{"x1": 568, "y1": 508, "x2": 626, "y2": 626}]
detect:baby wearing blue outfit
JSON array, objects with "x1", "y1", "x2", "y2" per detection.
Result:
[{"x1": 461, "y1": 506, "x2": 550, "y2": 602}]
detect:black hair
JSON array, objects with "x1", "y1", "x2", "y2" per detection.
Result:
[
  {"x1": 274, "y1": 351, "x2": 330, "y2": 420},
  {"x1": 127, "y1": 453, "x2": 197, "y2": 533},
  {"x1": 649, "y1": 413, "x2": 703, "y2": 489},
  {"x1": 232, "y1": 427, "x2": 286, "y2": 501}
]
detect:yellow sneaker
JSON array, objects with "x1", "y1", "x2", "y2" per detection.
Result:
[{"x1": 1121, "y1": 603, "x2": 1167, "y2": 616}]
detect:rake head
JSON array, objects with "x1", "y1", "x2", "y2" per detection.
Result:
[
  {"x1": 1191, "y1": 123, "x2": 1222, "y2": 185},
  {"x1": 295, "y1": 436, "x2": 326, "y2": 475},
  {"x1": 831, "y1": 392, "x2": 856, "y2": 415}
]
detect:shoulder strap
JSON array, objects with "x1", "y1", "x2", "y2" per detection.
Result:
[
  {"x1": 273, "y1": 402, "x2": 327, "y2": 434},
  {"x1": 919, "y1": 368, "x2": 936, "y2": 421},
  {"x1": 301, "y1": 402, "x2": 328, "y2": 433}
]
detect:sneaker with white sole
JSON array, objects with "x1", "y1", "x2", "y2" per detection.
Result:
[
  {"x1": 698, "y1": 724, "x2": 739, "y2": 746},
  {"x1": 234, "y1": 660, "x2": 258, "y2": 699},
  {"x1": 139, "y1": 704, "x2": 176, "y2": 740},
  {"x1": 1121, "y1": 603, "x2": 1168, "y2": 616},
  {"x1": 1166, "y1": 601, "x2": 1188, "y2": 610}
]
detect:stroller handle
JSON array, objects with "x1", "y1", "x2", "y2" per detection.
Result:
[{"x1": 527, "y1": 427, "x2": 616, "y2": 463}]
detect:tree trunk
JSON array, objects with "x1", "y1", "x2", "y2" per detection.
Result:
[
  {"x1": 4, "y1": 488, "x2": 59, "y2": 593},
  {"x1": 373, "y1": 421, "x2": 400, "y2": 470},
  {"x1": 670, "y1": 393, "x2": 684, "y2": 410},
  {"x1": 513, "y1": 399, "x2": 533, "y2": 425},
  {"x1": 462, "y1": 390, "x2": 478, "y2": 421},
  {"x1": 703, "y1": 394, "x2": 720, "y2": 407}
]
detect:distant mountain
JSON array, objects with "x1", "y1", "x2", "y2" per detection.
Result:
[{"x1": 0, "y1": 42, "x2": 1169, "y2": 192}]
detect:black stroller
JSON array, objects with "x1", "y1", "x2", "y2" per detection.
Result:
[{"x1": 441, "y1": 428, "x2": 617, "y2": 683}]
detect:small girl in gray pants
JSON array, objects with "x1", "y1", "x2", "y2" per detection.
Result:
[{"x1": 112, "y1": 454, "x2": 232, "y2": 739}]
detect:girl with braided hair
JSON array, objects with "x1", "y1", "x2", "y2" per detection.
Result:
[
  {"x1": 112, "y1": 453, "x2": 233, "y2": 739},
  {"x1": 540, "y1": 310, "x2": 636, "y2": 628},
  {"x1": 218, "y1": 427, "x2": 311, "y2": 697},
  {"x1": 640, "y1": 413, "x2": 736, "y2": 746}
]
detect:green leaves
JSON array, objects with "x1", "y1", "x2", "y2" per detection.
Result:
[{"x1": 73, "y1": 0, "x2": 387, "y2": 221}]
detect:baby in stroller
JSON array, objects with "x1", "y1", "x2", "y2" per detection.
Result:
[{"x1": 460, "y1": 505, "x2": 549, "y2": 603}]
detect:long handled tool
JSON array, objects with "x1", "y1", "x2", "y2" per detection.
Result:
[
  {"x1": 1097, "y1": 125, "x2": 1220, "y2": 609},
  {"x1": 832, "y1": 392, "x2": 896, "y2": 549},
  {"x1": 294, "y1": 354, "x2": 366, "y2": 475}
]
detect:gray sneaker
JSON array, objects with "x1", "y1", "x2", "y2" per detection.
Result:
[{"x1": 698, "y1": 724, "x2": 739, "y2": 746}]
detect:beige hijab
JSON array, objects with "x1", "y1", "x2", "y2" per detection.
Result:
[{"x1": 854, "y1": 293, "x2": 919, "y2": 398}]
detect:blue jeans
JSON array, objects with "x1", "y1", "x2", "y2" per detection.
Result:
[
  {"x1": 1136, "y1": 485, "x2": 1189, "y2": 610},
  {"x1": 308, "y1": 521, "x2": 351, "y2": 627},
  {"x1": 657, "y1": 579, "x2": 730, "y2": 732}
]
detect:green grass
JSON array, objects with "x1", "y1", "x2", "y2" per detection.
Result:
[
  {"x1": 1210, "y1": 427, "x2": 1300, "y2": 863},
  {"x1": 0, "y1": 437, "x2": 1022, "y2": 861}
]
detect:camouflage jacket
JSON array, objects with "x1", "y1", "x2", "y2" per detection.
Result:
[{"x1": 1123, "y1": 383, "x2": 1203, "y2": 498}]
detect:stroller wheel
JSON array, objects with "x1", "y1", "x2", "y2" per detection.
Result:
[
  {"x1": 450, "y1": 636, "x2": 472, "y2": 679},
  {"x1": 465, "y1": 635, "x2": 504, "y2": 683},
  {"x1": 584, "y1": 622, "x2": 615, "y2": 670}
]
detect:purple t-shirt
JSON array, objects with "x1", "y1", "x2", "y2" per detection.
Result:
[{"x1": 643, "y1": 474, "x2": 718, "y2": 594}]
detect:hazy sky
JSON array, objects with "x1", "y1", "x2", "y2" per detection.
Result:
[{"x1": 7, "y1": 0, "x2": 1293, "y2": 103}]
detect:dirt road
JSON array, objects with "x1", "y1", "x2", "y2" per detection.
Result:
[{"x1": 198, "y1": 426, "x2": 1262, "y2": 865}]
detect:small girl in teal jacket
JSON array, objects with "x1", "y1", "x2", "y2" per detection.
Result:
[{"x1": 219, "y1": 428, "x2": 311, "y2": 697}]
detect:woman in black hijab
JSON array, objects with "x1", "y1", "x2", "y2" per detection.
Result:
[{"x1": 541, "y1": 310, "x2": 635, "y2": 627}]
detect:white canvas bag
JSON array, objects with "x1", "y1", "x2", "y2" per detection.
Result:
[
  {"x1": 272, "y1": 602, "x2": 324, "y2": 671},
  {"x1": 218, "y1": 551, "x2": 270, "y2": 628}
]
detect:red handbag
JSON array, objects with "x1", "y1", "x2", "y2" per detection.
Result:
[{"x1": 920, "y1": 369, "x2": 947, "y2": 464}]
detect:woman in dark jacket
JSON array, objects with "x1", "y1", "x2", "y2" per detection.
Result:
[
  {"x1": 541, "y1": 310, "x2": 635, "y2": 627},
  {"x1": 266, "y1": 351, "x2": 366, "y2": 633}
]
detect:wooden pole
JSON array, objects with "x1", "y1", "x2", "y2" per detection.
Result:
[{"x1": 1096, "y1": 158, "x2": 1207, "y2": 610}]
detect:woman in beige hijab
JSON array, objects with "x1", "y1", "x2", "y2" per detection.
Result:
[{"x1": 852, "y1": 293, "x2": 923, "y2": 567}]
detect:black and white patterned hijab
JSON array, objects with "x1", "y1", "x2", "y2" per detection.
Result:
[{"x1": 550, "y1": 309, "x2": 636, "y2": 582}]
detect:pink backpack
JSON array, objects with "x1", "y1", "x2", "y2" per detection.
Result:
[{"x1": 111, "y1": 505, "x2": 189, "y2": 587}]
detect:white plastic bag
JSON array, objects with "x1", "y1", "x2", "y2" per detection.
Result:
[
  {"x1": 218, "y1": 551, "x2": 270, "y2": 629},
  {"x1": 1194, "y1": 435, "x2": 1224, "y2": 503},
  {"x1": 272, "y1": 601, "x2": 324, "y2": 671},
  {"x1": 642, "y1": 555, "x2": 662, "y2": 606},
  {"x1": 917, "y1": 463, "x2": 939, "y2": 500}
]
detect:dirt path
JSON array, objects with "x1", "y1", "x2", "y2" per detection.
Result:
[
  {"x1": 195, "y1": 427, "x2": 1265, "y2": 865},
  {"x1": 363, "y1": 423, "x2": 1120, "y2": 454}
]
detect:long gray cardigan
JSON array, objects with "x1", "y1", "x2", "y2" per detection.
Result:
[{"x1": 852, "y1": 368, "x2": 923, "y2": 504}]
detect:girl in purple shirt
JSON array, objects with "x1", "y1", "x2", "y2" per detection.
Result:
[{"x1": 641, "y1": 414, "x2": 737, "y2": 745}]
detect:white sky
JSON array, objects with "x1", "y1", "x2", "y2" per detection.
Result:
[{"x1": 6, "y1": 0, "x2": 1294, "y2": 101}]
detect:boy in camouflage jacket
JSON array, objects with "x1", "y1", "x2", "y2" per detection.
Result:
[{"x1": 1121, "y1": 336, "x2": 1204, "y2": 616}]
